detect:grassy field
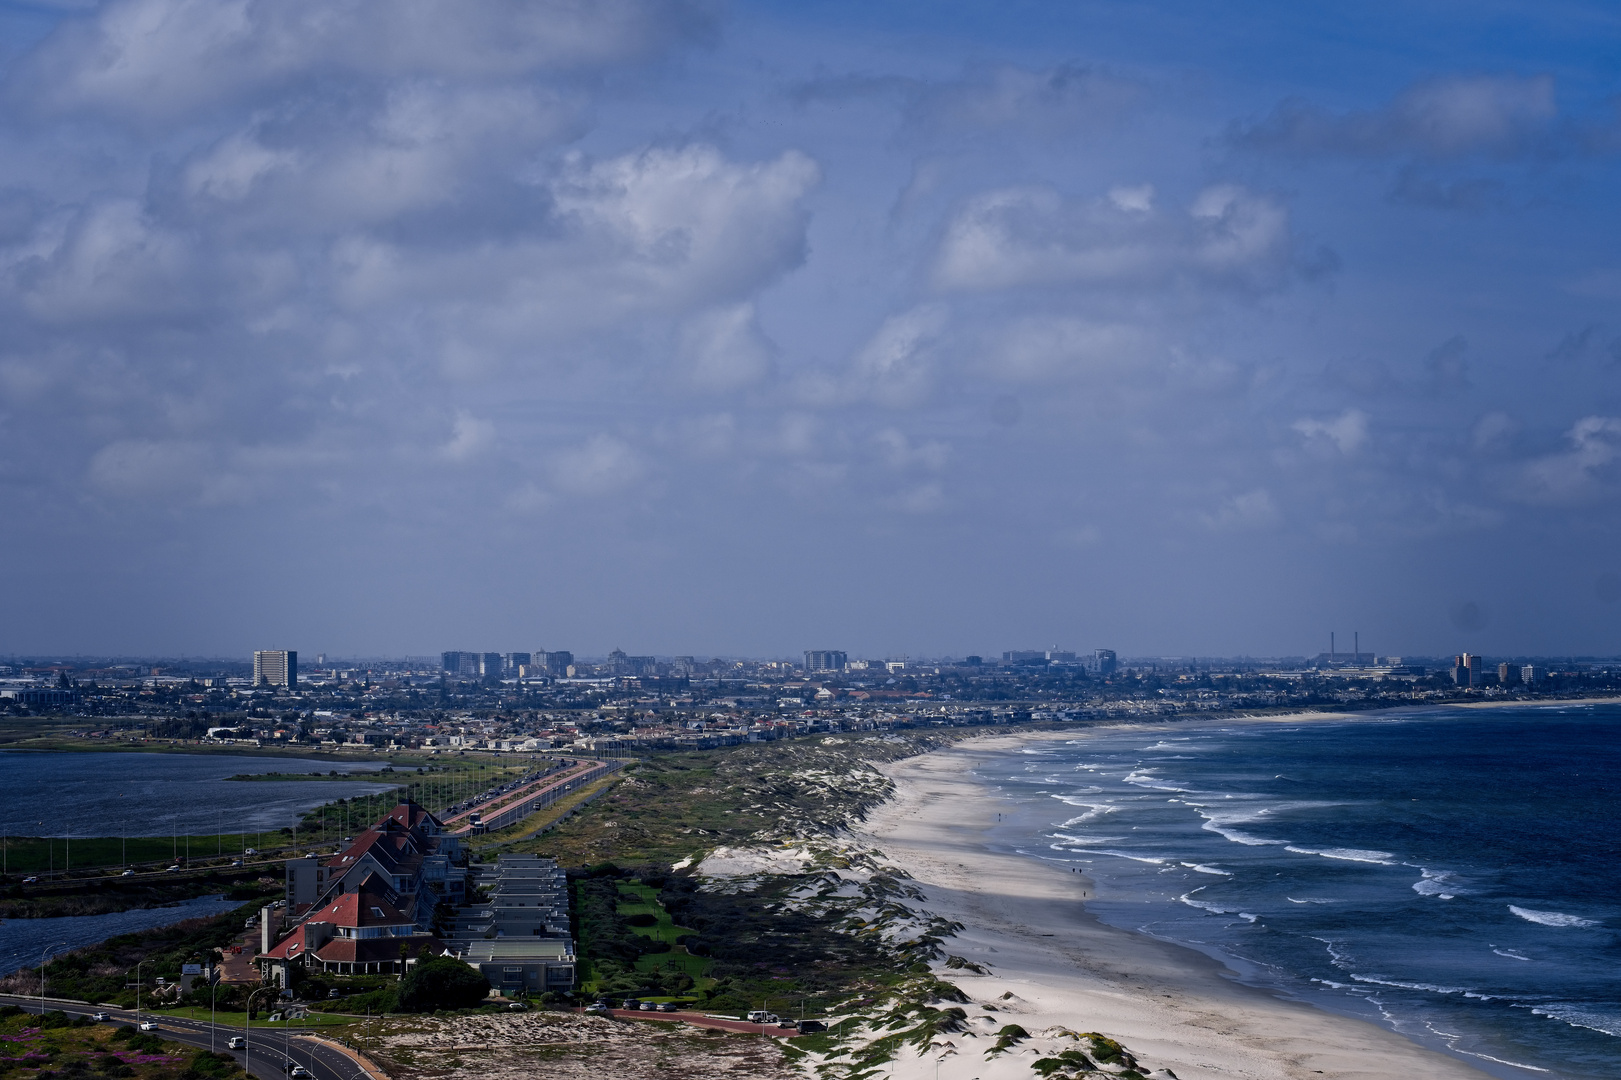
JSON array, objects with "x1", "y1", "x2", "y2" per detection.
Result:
[
  {"x1": 521, "y1": 732, "x2": 962, "y2": 868},
  {"x1": 617, "y1": 882, "x2": 712, "y2": 986}
]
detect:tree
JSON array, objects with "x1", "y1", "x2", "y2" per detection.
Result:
[{"x1": 396, "y1": 956, "x2": 489, "y2": 1012}]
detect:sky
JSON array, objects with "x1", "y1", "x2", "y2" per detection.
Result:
[{"x1": 2, "y1": 0, "x2": 1621, "y2": 660}]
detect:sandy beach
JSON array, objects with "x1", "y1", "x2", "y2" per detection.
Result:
[{"x1": 850, "y1": 730, "x2": 1498, "y2": 1080}]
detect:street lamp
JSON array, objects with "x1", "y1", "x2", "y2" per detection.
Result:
[
  {"x1": 245, "y1": 987, "x2": 275, "y2": 1070},
  {"x1": 133, "y1": 960, "x2": 150, "y2": 1026},
  {"x1": 39, "y1": 942, "x2": 69, "y2": 1016}
]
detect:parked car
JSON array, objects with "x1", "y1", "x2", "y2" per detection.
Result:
[
  {"x1": 507, "y1": 1002, "x2": 527, "y2": 1011},
  {"x1": 226, "y1": 1038, "x2": 246, "y2": 1050},
  {"x1": 796, "y1": 1020, "x2": 827, "y2": 1034},
  {"x1": 327, "y1": 988, "x2": 341, "y2": 998},
  {"x1": 90, "y1": 1013, "x2": 109, "y2": 1022},
  {"x1": 638, "y1": 1002, "x2": 656, "y2": 1011},
  {"x1": 777, "y1": 1018, "x2": 798, "y2": 1029},
  {"x1": 583, "y1": 1002, "x2": 609, "y2": 1014},
  {"x1": 656, "y1": 1002, "x2": 678, "y2": 1013},
  {"x1": 621, "y1": 999, "x2": 640, "y2": 1010},
  {"x1": 746, "y1": 1010, "x2": 779, "y2": 1024}
]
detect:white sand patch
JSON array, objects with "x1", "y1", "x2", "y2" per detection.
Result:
[{"x1": 697, "y1": 844, "x2": 816, "y2": 877}]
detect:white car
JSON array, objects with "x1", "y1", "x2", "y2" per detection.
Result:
[
  {"x1": 138, "y1": 1021, "x2": 158, "y2": 1031},
  {"x1": 290, "y1": 1068, "x2": 312, "y2": 1079},
  {"x1": 91, "y1": 1013, "x2": 110, "y2": 1022},
  {"x1": 226, "y1": 1038, "x2": 245, "y2": 1050}
]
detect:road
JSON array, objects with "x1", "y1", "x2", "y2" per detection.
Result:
[{"x1": 0, "y1": 994, "x2": 382, "y2": 1080}]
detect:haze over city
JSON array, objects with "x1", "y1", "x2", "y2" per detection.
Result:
[{"x1": 2, "y1": 0, "x2": 1620, "y2": 659}]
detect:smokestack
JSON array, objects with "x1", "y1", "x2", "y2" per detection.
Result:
[
  {"x1": 1331, "y1": 632, "x2": 1335, "y2": 662},
  {"x1": 1354, "y1": 632, "x2": 1359, "y2": 663}
]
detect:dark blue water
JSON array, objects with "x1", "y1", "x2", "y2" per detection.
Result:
[
  {"x1": 0, "y1": 894, "x2": 244, "y2": 977},
  {"x1": 974, "y1": 706, "x2": 1621, "y2": 1080},
  {"x1": 0, "y1": 751, "x2": 398, "y2": 837}
]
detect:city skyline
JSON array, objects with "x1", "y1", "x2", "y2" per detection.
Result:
[{"x1": 2, "y1": 2, "x2": 1620, "y2": 658}]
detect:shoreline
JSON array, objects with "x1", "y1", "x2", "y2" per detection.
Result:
[{"x1": 851, "y1": 728, "x2": 1497, "y2": 1080}]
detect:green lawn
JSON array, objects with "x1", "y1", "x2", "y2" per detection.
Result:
[{"x1": 616, "y1": 881, "x2": 714, "y2": 984}]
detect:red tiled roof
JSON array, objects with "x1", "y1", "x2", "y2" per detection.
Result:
[
  {"x1": 306, "y1": 874, "x2": 412, "y2": 929},
  {"x1": 310, "y1": 936, "x2": 442, "y2": 965}
]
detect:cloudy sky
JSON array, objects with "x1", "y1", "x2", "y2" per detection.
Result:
[{"x1": 2, "y1": 0, "x2": 1620, "y2": 660}]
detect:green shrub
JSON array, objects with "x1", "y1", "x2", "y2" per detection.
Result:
[{"x1": 396, "y1": 957, "x2": 489, "y2": 1012}]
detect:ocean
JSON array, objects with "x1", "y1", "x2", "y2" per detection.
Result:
[
  {"x1": 973, "y1": 705, "x2": 1621, "y2": 1080},
  {"x1": 0, "y1": 751, "x2": 399, "y2": 838}
]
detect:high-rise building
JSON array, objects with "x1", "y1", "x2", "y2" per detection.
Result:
[
  {"x1": 254, "y1": 650, "x2": 297, "y2": 689},
  {"x1": 1499, "y1": 662, "x2": 1522, "y2": 686},
  {"x1": 480, "y1": 652, "x2": 504, "y2": 677},
  {"x1": 505, "y1": 652, "x2": 532, "y2": 673},
  {"x1": 804, "y1": 650, "x2": 848, "y2": 672},
  {"x1": 1522, "y1": 665, "x2": 1544, "y2": 684},
  {"x1": 536, "y1": 650, "x2": 573, "y2": 676},
  {"x1": 1095, "y1": 649, "x2": 1118, "y2": 676},
  {"x1": 442, "y1": 651, "x2": 481, "y2": 677}
]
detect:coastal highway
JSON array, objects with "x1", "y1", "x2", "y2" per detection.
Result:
[{"x1": 0, "y1": 995, "x2": 381, "y2": 1080}]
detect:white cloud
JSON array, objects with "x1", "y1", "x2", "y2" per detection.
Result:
[
  {"x1": 440, "y1": 411, "x2": 494, "y2": 463},
  {"x1": 872, "y1": 428, "x2": 949, "y2": 472},
  {"x1": 1233, "y1": 74, "x2": 1559, "y2": 159},
  {"x1": 1512, "y1": 416, "x2": 1621, "y2": 504},
  {"x1": 933, "y1": 183, "x2": 1293, "y2": 292},
  {"x1": 678, "y1": 303, "x2": 776, "y2": 390},
  {"x1": 15, "y1": 0, "x2": 714, "y2": 121},
  {"x1": 848, "y1": 304, "x2": 948, "y2": 406},
  {"x1": 986, "y1": 317, "x2": 1150, "y2": 382},
  {"x1": 1293, "y1": 409, "x2": 1370, "y2": 454},
  {"x1": 1201, "y1": 488, "x2": 1281, "y2": 532},
  {"x1": 551, "y1": 434, "x2": 643, "y2": 494},
  {"x1": 5, "y1": 200, "x2": 194, "y2": 323}
]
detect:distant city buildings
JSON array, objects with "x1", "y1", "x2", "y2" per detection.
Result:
[
  {"x1": 805, "y1": 650, "x2": 848, "y2": 673},
  {"x1": 1095, "y1": 649, "x2": 1118, "y2": 676},
  {"x1": 253, "y1": 650, "x2": 297, "y2": 689},
  {"x1": 535, "y1": 650, "x2": 573, "y2": 676}
]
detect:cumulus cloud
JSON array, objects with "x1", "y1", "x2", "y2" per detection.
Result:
[
  {"x1": 1293, "y1": 409, "x2": 1369, "y2": 454},
  {"x1": 551, "y1": 434, "x2": 643, "y2": 495},
  {"x1": 1201, "y1": 489, "x2": 1281, "y2": 532},
  {"x1": 1512, "y1": 416, "x2": 1621, "y2": 504},
  {"x1": 1231, "y1": 74, "x2": 1559, "y2": 159},
  {"x1": 440, "y1": 411, "x2": 494, "y2": 463},
  {"x1": 678, "y1": 303, "x2": 777, "y2": 390},
  {"x1": 932, "y1": 183, "x2": 1295, "y2": 292},
  {"x1": 847, "y1": 304, "x2": 949, "y2": 406},
  {"x1": 12, "y1": 0, "x2": 716, "y2": 121},
  {"x1": 983, "y1": 317, "x2": 1150, "y2": 382}
]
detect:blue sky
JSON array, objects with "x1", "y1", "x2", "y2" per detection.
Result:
[{"x1": 0, "y1": 0, "x2": 1619, "y2": 659}]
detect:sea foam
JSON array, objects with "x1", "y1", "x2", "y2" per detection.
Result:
[
  {"x1": 1285, "y1": 845, "x2": 1397, "y2": 865},
  {"x1": 1509, "y1": 905, "x2": 1600, "y2": 928}
]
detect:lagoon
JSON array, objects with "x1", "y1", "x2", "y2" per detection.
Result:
[{"x1": 0, "y1": 751, "x2": 398, "y2": 839}]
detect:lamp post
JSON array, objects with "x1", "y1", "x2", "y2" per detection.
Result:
[
  {"x1": 133, "y1": 960, "x2": 151, "y2": 1027},
  {"x1": 39, "y1": 942, "x2": 69, "y2": 1016},
  {"x1": 245, "y1": 987, "x2": 275, "y2": 1071}
]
